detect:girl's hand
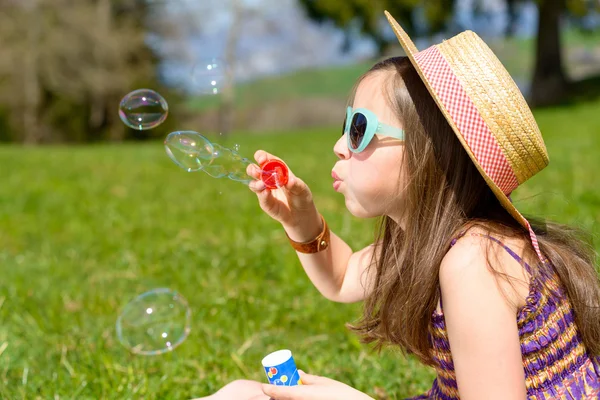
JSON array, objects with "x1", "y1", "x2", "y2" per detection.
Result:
[
  {"x1": 261, "y1": 371, "x2": 374, "y2": 400},
  {"x1": 247, "y1": 150, "x2": 319, "y2": 232}
]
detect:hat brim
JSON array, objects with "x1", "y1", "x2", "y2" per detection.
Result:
[{"x1": 383, "y1": 11, "x2": 530, "y2": 231}]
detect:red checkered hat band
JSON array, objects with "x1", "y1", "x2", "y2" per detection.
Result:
[
  {"x1": 413, "y1": 45, "x2": 546, "y2": 262},
  {"x1": 413, "y1": 46, "x2": 519, "y2": 195}
]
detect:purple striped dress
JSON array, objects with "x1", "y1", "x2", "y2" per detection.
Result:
[{"x1": 408, "y1": 233, "x2": 600, "y2": 399}]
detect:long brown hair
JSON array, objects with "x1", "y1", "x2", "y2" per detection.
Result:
[{"x1": 348, "y1": 56, "x2": 600, "y2": 366}]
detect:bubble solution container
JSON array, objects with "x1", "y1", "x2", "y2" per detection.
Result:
[{"x1": 261, "y1": 349, "x2": 302, "y2": 386}]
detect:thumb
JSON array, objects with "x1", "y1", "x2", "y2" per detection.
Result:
[
  {"x1": 298, "y1": 370, "x2": 322, "y2": 385},
  {"x1": 283, "y1": 175, "x2": 309, "y2": 197}
]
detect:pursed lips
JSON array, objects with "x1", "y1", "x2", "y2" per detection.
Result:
[{"x1": 332, "y1": 170, "x2": 342, "y2": 191}]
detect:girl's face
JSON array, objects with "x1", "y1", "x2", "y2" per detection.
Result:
[{"x1": 332, "y1": 71, "x2": 406, "y2": 222}]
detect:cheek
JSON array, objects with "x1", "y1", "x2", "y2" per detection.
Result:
[
  {"x1": 348, "y1": 163, "x2": 385, "y2": 194},
  {"x1": 347, "y1": 151, "x2": 403, "y2": 202}
]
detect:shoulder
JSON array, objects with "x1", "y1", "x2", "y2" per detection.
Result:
[
  {"x1": 441, "y1": 227, "x2": 499, "y2": 279},
  {"x1": 439, "y1": 227, "x2": 529, "y2": 397},
  {"x1": 440, "y1": 227, "x2": 531, "y2": 311}
]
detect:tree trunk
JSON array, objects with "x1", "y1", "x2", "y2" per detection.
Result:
[
  {"x1": 95, "y1": 0, "x2": 125, "y2": 142},
  {"x1": 22, "y1": 0, "x2": 42, "y2": 144},
  {"x1": 529, "y1": 0, "x2": 568, "y2": 107},
  {"x1": 504, "y1": 0, "x2": 519, "y2": 37},
  {"x1": 218, "y1": 0, "x2": 242, "y2": 138}
]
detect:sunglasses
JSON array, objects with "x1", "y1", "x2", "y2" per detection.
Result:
[{"x1": 342, "y1": 106, "x2": 405, "y2": 153}]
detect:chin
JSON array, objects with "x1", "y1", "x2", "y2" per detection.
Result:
[{"x1": 344, "y1": 199, "x2": 374, "y2": 219}]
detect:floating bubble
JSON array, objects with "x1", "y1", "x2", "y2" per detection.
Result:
[
  {"x1": 116, "y1": 288, "x2": 191, "y2": 356},
  {"x1": 165, "y1": 131, "x2": 215, "y2": 172},
  {"x1": 164, "y1": 131, "x2": 253, "y2": 184},
  {"x1": 191, "y1": 58, "x2": 226, "y2": 95},
  {"x1": 119, "y1": 89, "x2": 168, "y2": 130},
  {"x1": 234, "y1": 144, "x2": 240, "y2": 152}
]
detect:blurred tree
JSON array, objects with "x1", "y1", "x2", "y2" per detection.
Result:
[
  {"x1": 298, "y1": 0, "x2": 450, "y2": 55},
  {"x1": 159, "y1": 0, "x2": 291, "y2": 138},
  {"x1": 530, "y1": 0, "x2": 567, "y2": 107},
  {"x1": 0, "y1": 0, "x2": 173, "y2": 143},
  {"x1": 297, "y1": 0, "x2": 594, "y2": 107}
]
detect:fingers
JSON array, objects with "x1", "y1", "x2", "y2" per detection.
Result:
[
  {"x1": 246, "y1": 163, "x2": 269, "y2": 193},
  {"x1": 248, "y1": 178, "x2": 266, "y2": 192},
  {"x1": 260, "y1": 371, "x2": 333, "y2": 400},
  {"x1": 246, "y1": 163, "x2": 264, "y2": 189},
  {"x1": 247, "y1": 153, "x2": 305, "y2": 195},
  {"x1": 260, "y1": 378, "x2": 323, "y2": 400},
  {"x1": 261, "y1": 384, "x2": 300, "y2": 400},
  {"x1": 254, "y1": 150, "x2": 282, "y2": 166}
]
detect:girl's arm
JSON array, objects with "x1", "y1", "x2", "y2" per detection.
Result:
[
  {"x1": 439, "y1": 235, "x2": 527, "y2": 400},
  {"x1": 285, "y1": 216, "x2": 377, "y2": 303}
]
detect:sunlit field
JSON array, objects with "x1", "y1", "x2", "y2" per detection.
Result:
[{"x1": 0, "y1": 97, "x2": 599, "y2": 399}]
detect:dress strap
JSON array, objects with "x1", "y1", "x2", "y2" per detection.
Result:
[
  {"x1": 449, "y1": 230, "x2": 468, "y2": 247},
  {"x1": 471, "y1": 233, "x2": 534, "y2": 276},
  {"x1": 448, "y1": 232, "x2": 534, "y2": 275}
]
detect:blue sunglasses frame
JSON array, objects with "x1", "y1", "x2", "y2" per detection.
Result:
[{"x1": 343, "y1": 106, "x2": 405, "y2": 153}]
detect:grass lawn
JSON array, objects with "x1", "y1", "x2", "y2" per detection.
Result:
[{"x1": 1, "y1": 96, "x2": 600, "y2": 399}]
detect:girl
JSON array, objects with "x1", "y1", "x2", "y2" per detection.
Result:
[{"x1": 198, "y1": 12, "x2": 600, "y2": 400}]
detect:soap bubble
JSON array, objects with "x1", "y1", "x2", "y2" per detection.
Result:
[
  {"x1": 116, "y1": 288, "x2": 191, "y2": 356},
  {"x1": 164, "y1": 131, "x2": 215, "y2": 172},
  {"x1": 191, "y1": 58, "x2": 226, "y2": 95},
  {"x1": 201, "y1": 143, "x2": 228, "y2": 179},
  {"x1": 164, "y1": 131, "x2": 252, "y2": 184},
  {"x1": 203, "y1": 143, "x2": 252, "y2": 183},
  {"x1": 119, "y1": 89, "x2": 168, "y2": 130}
]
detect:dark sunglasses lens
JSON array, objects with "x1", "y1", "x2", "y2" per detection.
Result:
[
  {"x1": 350, "y1": 113, "x2": 367, "y2": 150},
  {"x1": 342, "y1": 116, "x2": 346, "y2": 137}
]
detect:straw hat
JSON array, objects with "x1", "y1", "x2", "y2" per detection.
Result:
[{"x1": 383, "y1": 11, "x2": 549, "y2": 261}]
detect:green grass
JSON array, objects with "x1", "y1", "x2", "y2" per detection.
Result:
[{"x1": 1, "y1": 96, "x2": 600, "y2": 399}]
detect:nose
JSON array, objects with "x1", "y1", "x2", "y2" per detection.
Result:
[{"x1": 333, "y1": 134, "x2": 349, "y2": 160}]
